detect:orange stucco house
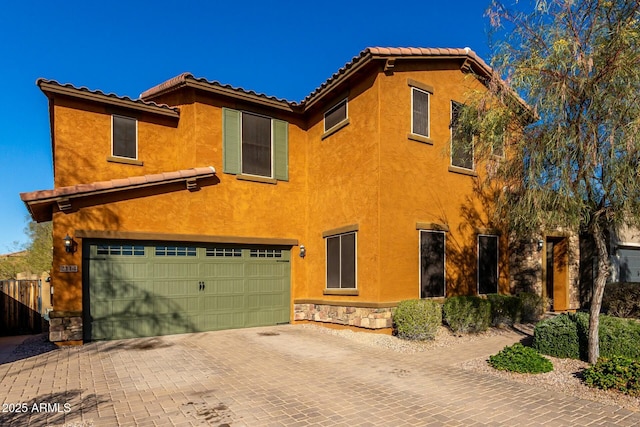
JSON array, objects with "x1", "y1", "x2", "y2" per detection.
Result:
[{"x1": 22, "y1": 47, "x2": 525, "y2": 344}]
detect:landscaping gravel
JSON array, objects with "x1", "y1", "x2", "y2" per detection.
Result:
[{"x1": 300, "y1": 323, "x2": 640, "y2": 412}]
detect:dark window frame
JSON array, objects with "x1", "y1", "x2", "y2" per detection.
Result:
[
  {"x1": 419, "y1": 230, "x2": 446, "y2": 298},
  {"x1": 324, "y1": 98, "x2": 348, "y2": 132},
  {"x1": 477, "y1": 234, "x2": 499, "y2": 294},
  {"x1": 411, "y1": 87, "x2": 430, "y2": 138},
  {"x1": 325, "y1": 231, "x2": 357, "y2": 289},
  {"x1": 450, "y1": 101, "x2": 474, "y2": 170},
  {"x1": 111, "y1": 115, "x2": 138, "y2": 160}
]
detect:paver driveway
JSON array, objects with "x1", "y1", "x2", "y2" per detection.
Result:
[{"x1": 0, "y1": 325, "x2": 639, "y2": 426}]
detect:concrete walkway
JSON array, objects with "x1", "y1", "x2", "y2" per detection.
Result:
[{"x1": 0, "y1": 325, "x2": 638, "y2": 426}]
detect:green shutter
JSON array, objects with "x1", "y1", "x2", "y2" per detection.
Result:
[
  {"x1": 223, "y1": 108, "x2": 241, "y2": 174},
  {"x1": 273, "y1": 119, "x2": 289, "y2": 181}
]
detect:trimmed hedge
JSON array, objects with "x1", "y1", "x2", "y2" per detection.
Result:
[
  {"x1": 532, "y1": 312, "x2": 640, "y2": 361},
  {"x1": 518, "y1": 292, "x2": 545, "y2": 322},
  {"x1": 487, "y1": 294, "x2": 523, "y2": 326},
  {"x1": 393, "y1": 299, "x2": 442, "y2": 340},
  {"x1": 489, "y1": 343, "x2": 553, "y2": 374},
  {"x1": 583, "y1": 356, "x2": 640, "y2": 396},
  {"x1": 602, "y1": 282, "x2": 640, "y2": 319},
  {"x1": 443, "y1": 296, "x2": 491, "y2": 333}
]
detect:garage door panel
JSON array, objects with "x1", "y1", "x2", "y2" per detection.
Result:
[
  {"x1": 88, "y1": 242, "x2": 290, "y2": 340},
  {"x1": 210, "y1": 280, "x2": 244, "y2": 294},
  {"x1": 201, "y1": 263, "x2": 244, "y2": 278},
  {"x1": 246, "y1": 263, "x2": 287, "y2": 277}
]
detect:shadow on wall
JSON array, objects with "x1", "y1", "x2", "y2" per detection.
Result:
[
  {"x1": 438, "y1": 180, "x2": 509, "y2": 296},
  {"x1": 53, "y1": 155, "x2": 214, "y2": 343}
]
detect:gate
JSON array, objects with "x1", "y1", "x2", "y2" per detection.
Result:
[{"x1": 0, "y1": 280, "x2": 49, "y2": 335}]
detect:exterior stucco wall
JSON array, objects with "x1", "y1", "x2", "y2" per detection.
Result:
[
  {"x1": 377, "y1": 61, "x2": 509, "y2": 301},
  {"x1": 303, "y1": 71, "x2": 381, "y2": 303},
  {"x1": 48, "y1": 92, "x2": 309, "y2": 318}
]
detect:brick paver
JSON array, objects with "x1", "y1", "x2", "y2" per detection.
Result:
[{"x1": 0, "y1": 325, "x2": 638, "y2": 426}]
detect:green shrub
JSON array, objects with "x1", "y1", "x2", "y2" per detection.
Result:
[
  {"x1": 443, "y1": 296, "x2": 491, "y2": 333},
  {"x1": 489, "y1": 343, "x2": 553, "y2": 373},
  {"x1": 518, "y1": 292, "x2": 545, "y2": 322},
  {"x1": 583, "y1": 356, "x2": 640, "y2": 396},
  {"x1": 533, "y1": 313, "x2": 640, "y2": 361},
  {"x1": 602, "y1": 283, "x2": 640, "y2": 319},
  {"x1": 393, "y1": 299, "x2": 442, "y2": 340},
  {"x1": 487, "y1": 294, "x2": 523, "y2": 326}
]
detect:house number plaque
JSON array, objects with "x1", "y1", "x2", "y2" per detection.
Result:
[{"x1": 60, "y1": 265, "x2": 78, "y2": 273}]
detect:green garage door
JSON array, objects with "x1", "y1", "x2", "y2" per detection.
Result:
[{"x1": 86, "y1": 242, "x2": 290, "y2": 340}]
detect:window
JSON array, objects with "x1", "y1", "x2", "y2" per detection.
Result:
[
  {"x1": 250, "y1": 249, "x2": 282, "y2": 258},
  {"x1": 420, "y1": 231, "x2": 445, "y2": 298},
  {"x1": 451, "y1": 101, "x2": 474, "y2": 170},
  {"x1": 112, "y1": 115, "x2": 137, "y2": 159},
  {"x1": 242, "y1": 112, "x2": 272, "y2": 177},
  {"x1": 478, "y1": 235, "x2": 499, "y2": 294},
  {"x1": 155, "y1": 246, "x2": 197, "y2": 257},
  {"x1": 97, "y1": 244, "x2": 145, "y2": 256},
  {"x1": 205, "y1": 248, "x2": 241, "y2": 257},
  {"x1": 492, "y1": 135, "x2": 505, "y2": 157},
  {"x1": 324, "y1": 99, "x2": 348, "y2": 132},
  {"x1": 412, "y1": 88, "x2": 430, "y2": 138},
  {"x1": 222, "y1": 108, "x2": 289, "y2": 180},
  {"x1": 326, "y1": 232, "x2": 356, "y2": 289}
]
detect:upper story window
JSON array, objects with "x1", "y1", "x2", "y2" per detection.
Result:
[
  {"x1": 222, "y1": 108, "x2": 289, "y2": 181},
  {"x1": 492, "y1": 135, "x2": 506, "y2": 157},
  {"x1": 411, "y1": 88, "x2": 430, "y2": 138},
  {"x1": 324, "y1": 98, "x2": 348, "y2": 133},
  {"x1": 241, "y1": 112, "x2": 272, "y2": 177},
  {"x1": 450, "y1": 101, "x2": 474, "y2": 170},
  {"x1": 112, "y1": 115, "x2": 137, "y2": 160}
]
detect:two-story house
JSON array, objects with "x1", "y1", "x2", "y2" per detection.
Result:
[{"x1": 21, "y1": 47, "x2": 546, "y2": 344}]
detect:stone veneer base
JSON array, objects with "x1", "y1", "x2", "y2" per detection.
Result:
[
  {"x1": 294, "y1": 303, "x2": 394, "y2": 329},
  {"x1": 48, "y1": 311, "x2": 83, "y2": 343}
]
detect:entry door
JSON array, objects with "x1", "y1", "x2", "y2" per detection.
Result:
[{"x1": 546, "y1": 237, "x2": 569, "y2": 311}]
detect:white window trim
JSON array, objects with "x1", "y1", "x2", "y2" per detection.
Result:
[
  {"x1": 477, "y1": 234, "x2": 499, "y2": 295},
  {"x1": 450, "y1": 101, "x2": 475, "y2": 171},
  {"x1": 111, "y1": 114, "x2": 138, "y2": 160},
  {"x1": 418, "y1": 230, "x2": 446, "y2": 298},
  {"x1": 325, "y1": 231, "x2": 357, "y2": 289},
  {"x1": 324, "y1": 98, "x2": 349, "y2": 133},
  {"x1": 239, "y1": 110, "x2": 275, "y2": 179},
  {"x1": 411, "y1": 87, "x2": 430, "y2": 139}
]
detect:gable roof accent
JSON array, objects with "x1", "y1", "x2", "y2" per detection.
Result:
[
  {"x1": 139, "y1": 47, "x2": 495, "y2": 112},
  {"x1": 37, "y1": 79, "x2": 180, "y2": 118},
  {"x1": 301, "y1": 47, "x2": 494, "y2": 109},
  {"x1": 140, "y1": 73, "x2": 300, "y2": 112},
  {"x1": 21, "y1": 166, "x2": 216, "y2": 222}
]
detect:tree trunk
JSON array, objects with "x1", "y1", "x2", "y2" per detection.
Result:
[{"x1": 588, "y1": 223, "x2": 610, "y2": 364}]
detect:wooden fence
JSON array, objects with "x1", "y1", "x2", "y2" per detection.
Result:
[{"x1": 0, "y1": 279, "x2": 49, "y2": 335}]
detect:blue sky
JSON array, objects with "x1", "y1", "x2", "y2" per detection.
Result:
[{"x1": 0, "y1": 0, "x2": 517, "y2": 252}]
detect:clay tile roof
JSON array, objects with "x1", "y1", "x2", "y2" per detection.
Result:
[
  {"x1": 140, "y1": 73, "x2": 298, "y2": 108},
  {"x1": 302, "y1": 46, "x2": 493, "y2": 106},
  {"x1": 37, "y1": 79, "x2": 180, "y2": 117},
  {"x1": 130, "y1": 47, "x2": 497, "y2": 112},
  {"x1": 21, "y1": 166, "x2": 216, "y2": 222}
]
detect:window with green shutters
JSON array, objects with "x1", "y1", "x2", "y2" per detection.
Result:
[{"x1": 222, "y1": 108, "x2": 288, "y2": 180}]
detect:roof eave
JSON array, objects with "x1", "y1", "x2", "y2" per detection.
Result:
[{"x1": 38, "y1": 81, "x2": 180, "y2": 119}]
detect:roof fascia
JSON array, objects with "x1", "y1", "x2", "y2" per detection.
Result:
[
  {"x1": 183, "y1": 79, "x2": 300, "y2": 113},
  {"x1": 39, "y1": 81, "x2": 180, "y2": 118}
]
